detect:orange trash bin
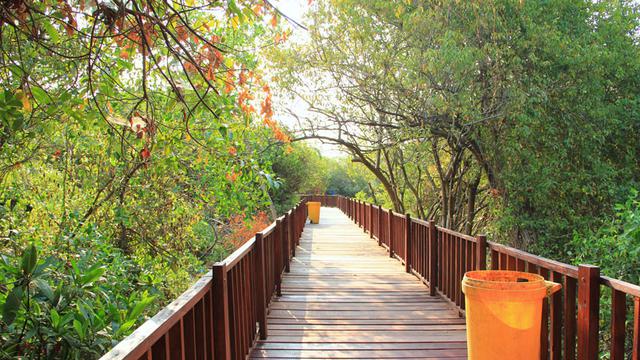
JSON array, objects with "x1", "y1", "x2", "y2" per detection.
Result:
[
  {"x1": 461, "y1": 270, "x2": 561, "y2": 360},
  {"x1": 306, "y1": 202, "x2": 321, "y2": 224}
]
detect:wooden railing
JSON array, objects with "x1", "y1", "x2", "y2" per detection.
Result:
[
  {"x1": 310, "y1": 194, "x2": 640, "y2": 360},
  {"x1": 101, "y1": 202, "x2": 307, "y2": 360}
]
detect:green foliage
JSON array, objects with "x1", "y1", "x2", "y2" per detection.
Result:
[
  {"x1": 0, "y1": 0, "x2": 297, "y2": 357},
  {"x1": 325, "y1": 159, "x2": 371, "y2": 198},
  {"x1": 269, "y1": 142, "x2": 372, "y2": 213},
  {"x1": 273, "y1": 0, "x2": 640, "y2": 248},
  {"x1": 485, "y1": 0, "x2": 640, "y2": 256},
  {"x1": 0, "y1": 240, "x2": 158, "y2": 358},
  {"x1": 572, "y1": 189, "x2": 640, "y2": 356},
  {"x1": 572, "y1": 189, "x2": 640, "y2": 286}
]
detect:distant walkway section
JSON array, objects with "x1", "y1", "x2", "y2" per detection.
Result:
[{"x1": 250, "y1": 207, "x2": 467, "y2": 359}]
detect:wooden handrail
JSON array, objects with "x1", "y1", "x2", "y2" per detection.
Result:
[
  {"x1": 308, "y1": 194, "x2": 640, "y2": 360},
  {"x1": 101, "y1": 201, "x2": 308, "y2": 360},
  {"x1": 101, "y1": 273, "x2": 213, "y2": 360}
]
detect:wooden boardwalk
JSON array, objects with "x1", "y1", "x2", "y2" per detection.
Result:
[{"x1": 250, "y1": 207, "x2": 468, "y2": 359}]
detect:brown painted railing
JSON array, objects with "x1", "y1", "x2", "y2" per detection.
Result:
[
  {"x1": 309, "y1": 194, "x2": 640, "y2": 360},
  {"x1": 101, "y1": 202, "x2": 307, "y2": 360}
]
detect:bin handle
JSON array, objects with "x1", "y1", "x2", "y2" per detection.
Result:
[{"x1": 544, "y1": 280, "x2": 562, "y2": 297}]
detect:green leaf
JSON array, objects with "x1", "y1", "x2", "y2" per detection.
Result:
[
  {"x1": 73, "y1": 319, "x2": 85, "y2": 340},
  {"x1": 50, "y1": 308, "x2": 60, "y2": 329},
  {"x1": 2, "y1": 286, "x2": 23, "y2": 325},
  {"x1": 21, "y1": 243, "x2": 37, "y2": 276},
  {"x1": 30, "y1": 87, "x2": 50, "y2": 105},
  {"x1": 115, "y1": 318, "x2": 136, "y2": 336},
  {"x1": 79, "y1": 265, "x2": 105, "y2": 286},
  {"x1": 33, "y1": 278, "x2": 54, "y2": 301},
  {"x1": 127, "y1": 295, "x2": 155, "y2": 321},
  {"x1": 41, "y1": 20, "x2": 61, "y2": 42},
  {"x1": 218, "y1": 125, "x2": 228, "y2": 138}
]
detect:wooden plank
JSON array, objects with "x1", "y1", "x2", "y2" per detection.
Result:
[
  {"x1": 249, "y1": 348, "x2": 468, "y2": 358},
  {"x1": 263, "y1": 333, "x2": 467, "y2": 343},
  {"x1": 254, "y1": 342, "x2": 467, "y2": 350},
  {"x1": 267, "y1": 318, "x2": 465, "y2": 325}
]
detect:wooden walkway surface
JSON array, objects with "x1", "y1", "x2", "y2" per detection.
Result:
[{"x1": 250, "y1": 207, "x2": 468, "y2": 359}]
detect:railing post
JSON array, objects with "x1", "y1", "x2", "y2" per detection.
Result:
[
  {"x1": 476, "y1": 235, "x2": 487, "y2": 270},
  {"x1": 577, "y1": 264, "x2": 600, "y2": 360},
  {"x1": 404, "y1": 213, "x2": 411, "y2": 273},
  {"x1": 428, "y1": 220, "x2": 437, "y2": 296},
  {"x1": 284, "y1": 213, "x2": 290, "y2": 273},
  {"x1": 212, "y1": 263, "x2": 231, "y2": 360},
  {"x1": 388, "y1": 209, "x2": 394, "y2": 258},
  {"x1": 634, "y1": 297, "x2": 639, "y2": 360},
  {"x1": 254, "y1": 232, "x2": 268, "y2": 339},
  {"x1": 369, "y1": 204, "x2": 374, "y2": 239},
  {"x1": 355, "y1": 200, "x2": 358, "y2": 224},
  {"x1": 290, "y1": 209, "x2": 296, "y2": 258},
  {"x1": 378, "y1": 206, "x2": 383, "y2": 246},
  {"x1": 276, "y1": 218, "x2": 283, "y2": 297}
]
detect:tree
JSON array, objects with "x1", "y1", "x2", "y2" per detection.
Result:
[
  {"x1": 0, "y1": 0, "x2": 299, "y2": 357},
  {"x1": 271, "y1": 0, "x2": 640, "y2": 252}
]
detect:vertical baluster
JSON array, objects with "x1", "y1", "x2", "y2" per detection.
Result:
[
  {"x1": 388, "y1": 209, "x2": 394, "y2": 257},
  {"x1": 476, "y1": 235, "x2": 486, "y2": 270},
  {"x1": 228, "y1": 268, "x2": 239, "y2": 359},
  {"x1": 444, "y1": 232, "x2": 450, "y2": 299},
  {"x1": 212, "y1": 263, "x2": 230, "y2": 360},
  {"x1": 180, "y1": 318, "x2": 186, "y2": 360},
  {"x1": 183, "y1": 309, "x2": 196, "y2": 360},
  {"x1": 284, "y1": 213, "x2": 290, "y2": 273},
  {"x1": 254, "y1": 233, "x2": 268, "y2": 339},
  {"x1": 168, "y1": 320, "x2": 183, "y2": 360},
  {"x1": 539, "y1": 267, "x2": 550, "y2": 360},
  {"x1": 457, "y1": 236, "x2": 463, "y2": 307},
  {"x1": 499, "y1": 252, "x2": 507, "y2": 270},
  {"x1": 290, "y1": 210, "x2": 296, "y2": 258},
  {"x1": 632, "y1": 297, "x2": 639, "y2": 360},
  {"x1": 550, "y1": 271, "x2": 562, "y2": 360},
  {"x1": 197, "y1": 299, "x2": 207, "y2": 359},
  {"x1": 491, "y1": 249, "x2": 499, "y2": 270},
  {"x1": 205, "y1": 290, "x2": 214, "y2": 360},
  {"x1": 610, "y1": 289, "x2": 626, "y2": 360},
  {"x1": 564, "y1": 276, "x2": 577, "y2": 360},
  {"x1": 276, "y1": 219, "x2": 283, "y2": 297},
  {"x1": 428, "y1": 220, "x2": 437, "y2": 296},
  {"x1": 423, "y1": 224, "x2": 428, "y2": 278},
  {"x1": 404, "y1": 214, "x2": 411, "y2": 273},
  {"x1": 369, "y1": 204, "x2": 373, "y2": 235},
  {"x1": 378, "y1": 207, "x2": 383, "y2": 246}
]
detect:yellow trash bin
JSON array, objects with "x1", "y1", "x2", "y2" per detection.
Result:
[
  {"x1": 306, "y1": 202, "x2": 321, "y2": 224},
  {"x1": 461, "y1": 270, "x2": 561, "y2": 360}
]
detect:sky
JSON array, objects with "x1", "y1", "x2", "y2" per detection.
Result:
[{"x1": 268, "y1": 0, "x2": 347, "y2": 158}]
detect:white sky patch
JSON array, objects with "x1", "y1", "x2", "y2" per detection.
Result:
[{"x1": 267, "y1": 0, "x2": 347, "y2": 158}]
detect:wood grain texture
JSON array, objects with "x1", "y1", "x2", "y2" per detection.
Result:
[{"x1": 249, "y1": 207, "x2": 467, "y2": 359}]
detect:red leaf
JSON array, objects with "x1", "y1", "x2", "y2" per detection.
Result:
[{"x1": 140, "y1": 147, "x2": 151, "y2": 160}]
